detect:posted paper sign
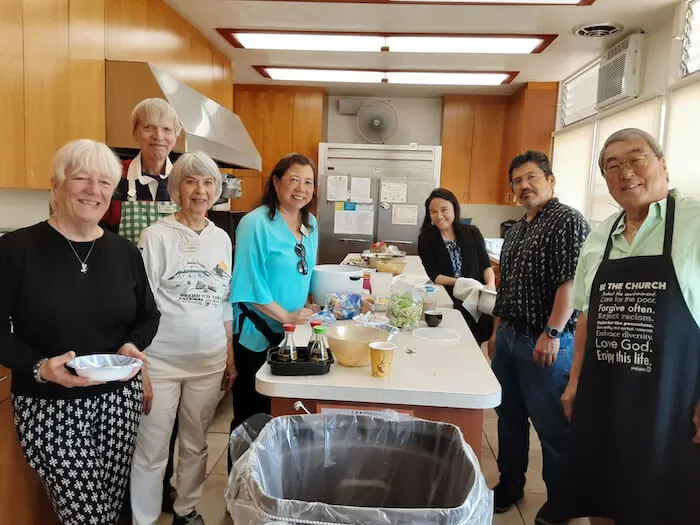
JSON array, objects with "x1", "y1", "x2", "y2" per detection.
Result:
[
  {"x1": 326, "y1": 175, "x2": 348, "y2": 201},
  {"x1": 333, "y1": 202, "x2": 374, "y2": 235},
  {"x1": 391, "y1": 204, "x2": 418, "y2": 226},
  {"x1": 380, "y1": 182, "x2": 407, "y2": 203},
  {"x1": 350, "y1": 177, "x2": 372, "y2": 203}
]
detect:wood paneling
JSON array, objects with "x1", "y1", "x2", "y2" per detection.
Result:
[
  {"x1": 440, "y1": 96, "x2": 475, "y2": 202},
  {"x1": 292, "y1": 90, "x2": 325, "y2": 165},
  {"x1": 0, "y1": 0, "x2": 25, "y2": 189},
  {"x1": 263, "y1": 91, "x2": 294, "y2": 176},
  {"x1": 68, "y1": 0, "x2": 105, "y2": 143},
  {"x1": 232, "y1": 85, "x2": 325, "y2": 211},
  {"x1": 520, "y1": 82, "x2": 558, "y2": 157},
  {"x1": 230, "y1": 175, "x2": 264, "y2": 212},
  {"x1": 0, "y1": 390, "x2": 58, "y2": 524},
  {"x1": 23, "y1": 0, "x2": 70, "y2": 189},
  {"x1": 469, "y1": 99, "x2": 508, "y2": 204}
]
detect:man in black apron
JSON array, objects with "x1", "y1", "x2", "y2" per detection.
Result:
[{"x1": 562, "y1": 128, "x2": 700, "y2": 524}]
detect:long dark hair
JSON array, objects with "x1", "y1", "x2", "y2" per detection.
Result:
[
  {"x1": 420, "y1": 188, "x2": 464, "y2": 238},
  {"x1": 262, "y1": 153, "x2": 317, "y2": 231}
]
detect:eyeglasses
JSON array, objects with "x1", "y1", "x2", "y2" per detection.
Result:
[
  {"x1": 295, "y1": 242, "x2": 308, "y2": 275},
  {"x1": 604, "y1": 154, "x2": 650, "y2": 177}
]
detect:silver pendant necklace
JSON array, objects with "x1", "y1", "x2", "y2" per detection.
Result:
[{"x1": 66, "y1": 239, "x2": 96, "y2": 274}]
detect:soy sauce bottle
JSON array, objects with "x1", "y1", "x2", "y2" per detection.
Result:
[
  {"x1": 278, "y1": 324, "x2": 298, "y2": 362},
  {"x1": 309, "y1": 325, "x2": 329, "y2": 362}
]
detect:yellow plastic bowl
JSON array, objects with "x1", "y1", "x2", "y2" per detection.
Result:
[{"x1": 325, "y1": 325, "x2": 388, "y2": 367}]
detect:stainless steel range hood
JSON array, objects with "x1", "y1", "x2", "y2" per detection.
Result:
[{"x1": 105, "y1": 60, "x2": 261, "y2": 170}]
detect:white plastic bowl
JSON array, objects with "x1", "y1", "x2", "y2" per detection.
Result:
[
  {"x1": 477, "y1": 289, "x2": 497, "y2": 315},
  {"x1": 66, "y1": 354, "x2": 142, "y2": 382}
]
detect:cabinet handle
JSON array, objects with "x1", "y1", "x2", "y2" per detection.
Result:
[
  {"x1": 383, "y1": 240, "x2": 414, "y2": 245},
  {"x1": 338, "y1": 238, "x2": 367, "y2": 243},
  {"x1": 0, "y1": 376, "x2": 8, "y2": 383}
]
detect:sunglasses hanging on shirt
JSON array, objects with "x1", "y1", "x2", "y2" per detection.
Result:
[{"x1": 295, "y1": 242, "x2": 308, "y2": 275}]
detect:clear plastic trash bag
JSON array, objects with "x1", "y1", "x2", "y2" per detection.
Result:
[{"x1": 226, "y1": 413, "x2": 493, "y2": 525}]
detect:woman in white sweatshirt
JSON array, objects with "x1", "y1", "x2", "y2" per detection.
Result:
[{"x1": 130, "y1": 151, "x2": 236, "y2": 525}]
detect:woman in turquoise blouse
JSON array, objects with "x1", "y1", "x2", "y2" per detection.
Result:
[{"x1": 228, "y1": 153, "x2": 319, "y2": 459}]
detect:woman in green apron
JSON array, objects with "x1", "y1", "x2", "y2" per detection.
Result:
[
  {"x1": 562, "y1": 128, "x2": 700, "y2": 524},
  {"x1": 102, "y1": 97, "x2": 181, "y2": 244}
]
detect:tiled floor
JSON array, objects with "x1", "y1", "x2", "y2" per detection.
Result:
[{"x1": 156, "y1": 389, "x2": 590, "y2": 525}]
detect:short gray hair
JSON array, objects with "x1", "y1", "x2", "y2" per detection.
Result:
[
  {"x1": 131, "y1": 98, "x2": 182, "y2": 137},
  {"x1": 598, "y1": 128, "x2": 665, "y2": 174},
  {"x1": 168, "y1": 151, "x2": 222, "y2": 207},
  {"x1": 52, "y1": 139, "x2": 122, "y2": 186}
]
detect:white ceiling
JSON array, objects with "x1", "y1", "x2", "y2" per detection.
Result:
[{"x1": 167, "y1": 0, "x2": 680, "y2": 96}]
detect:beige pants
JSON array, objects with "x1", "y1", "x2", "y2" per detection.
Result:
[{"x1": 130, "y1": 371, "x2": 223, "y2": 525}]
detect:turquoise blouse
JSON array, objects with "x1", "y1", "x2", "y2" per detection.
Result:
[{"x1": 230, "y1": 205, "x2": 318, "y2": 352}]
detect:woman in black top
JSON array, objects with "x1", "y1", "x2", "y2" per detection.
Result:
[
  {"x1": 418, "y1": 188, "x2": 495, "y2": 343},
  {"x1": 0, "y1": 139, "x2": 160, "y2": 525}
]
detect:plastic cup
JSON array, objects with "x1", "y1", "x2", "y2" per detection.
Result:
[{"x1": 369, "y1": 342, "x2": 396, "y2": 378}]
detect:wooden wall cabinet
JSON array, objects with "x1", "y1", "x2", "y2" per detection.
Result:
[
  {"x1": 231, "y1": 85, "x2": 325, "y2": 212},
  {"x1": 0, "y1": 368, "x2": 58, "y2": 524},
  {"x1": 0, "y1": 0, "x2": 234, "y2": 190},
  {"x1": 441, "y1": 82, "x2": 558, "y2": 205}
]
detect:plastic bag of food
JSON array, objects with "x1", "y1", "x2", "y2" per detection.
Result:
[
  {"x1": 324, "y1": 292, "x2": 363, "y2": 320},
  {"x1": 309, "y1": 309, "x2": 337, "y2": 325},
  {"x1": 387, "y1": 292, "x2": 423, "y2": 331}
]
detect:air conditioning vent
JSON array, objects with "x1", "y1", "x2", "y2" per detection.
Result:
[
  {"x1": 574, "y1": 22, "x2": 624, "y2": 38},
  {"x1": 596, "y1": 33, "x2": 643, "y2": 111}
]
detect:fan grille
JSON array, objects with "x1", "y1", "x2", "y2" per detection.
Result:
[
  {"x1": 574, "y1": 23, "x2": 623, "y2": 38},
  {"x1": 356, "y1": 100, "x2": 399, "y2": 144}
]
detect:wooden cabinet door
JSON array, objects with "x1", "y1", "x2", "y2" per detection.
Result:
[
  {"x1": 0, "y1": 399, "x2": 58, "y2": 524},
  {"x1": 233, "y1": 89, "x2": 265, "y2": 178},
  {"x1": 292, "y1": 91, "x2": 324, "y2": 165},
  {"x1": 440, "y1": 96, "x2": 475, "y2": 202},
  {"x1": 262, "y1": 91, "x2": 294, "y2": 176},
  {"x1": 0, "y1": 0, "x2": 25, "y2": 189},
  {"x1": 468, "y1": 100, "x2": 508, "y2": 205}
]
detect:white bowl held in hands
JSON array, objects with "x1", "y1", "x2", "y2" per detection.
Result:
[
  {"x1": 477, "y1": 288, "x2": 497, "y2": 316},
  {"x1": 66, "y1": 354, "x2": 143, "y2": 382}
]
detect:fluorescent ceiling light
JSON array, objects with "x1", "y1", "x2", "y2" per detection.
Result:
[
  {"x1": 386, "y1": 36, "x2": 542, "y2": 54},
  {"x1": 261, "y1": 67, "x2": 511, "y2": 86},
  {"x1": 233, "y1": 32, "x2": 546, "y2": 54},
  {"x1": 235, "y1": 33, "x2": 384, "y2": 52},
  {"x1": 264, "y1": 68, "x2": 385, "y2": 83},
  {"x1": 386, "y1": 71, "x2": 509, "y2": 85}
]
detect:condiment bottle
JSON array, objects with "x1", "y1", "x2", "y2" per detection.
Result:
[
  {"x1": 278, "y1": 323, "x2": 298, "y2": 362},
  {"x1": 362, "y1": 271, "x2": 372, "y2": 294},
  {"x1": 309, "y1": 326, "x2": 330, "y2": 362},
  {"x1": 422, "y1": 285, "x2": 438, "y2": 320},
  {"x1": 308, "y1": 319, "x2": 322, "y2": 351}
]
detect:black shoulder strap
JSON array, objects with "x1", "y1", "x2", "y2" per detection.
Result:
[{"x1": 238, "y1": 303, "x2": 283, "y2": 346}]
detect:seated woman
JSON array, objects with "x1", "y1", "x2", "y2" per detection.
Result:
[{"x1": 418, "y1": 188, "x2": 495, "y2": 344}]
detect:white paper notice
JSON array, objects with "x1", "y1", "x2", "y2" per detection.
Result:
[
  {"x1": 354, "y1": 204, "x2": 374, "y2": 235},
  {"x1": 391, "y1": 204, "x2": 418, "y2": 226},
  {"x1": 350, "y1": 177, "x2": 372, "y2": 203},
  {"x1": 326, "y1": 175, "x2": 348, "y2": 201},
  {"x1": 380, "y1": 182, "x2": 408, "y2": 203}
]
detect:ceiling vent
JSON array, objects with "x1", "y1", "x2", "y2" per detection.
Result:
[{"x1": 573, "y1": 22, "x2": 624, "y2": 38}]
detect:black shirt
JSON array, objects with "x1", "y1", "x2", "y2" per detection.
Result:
[
  {"x1": 418, "y1": 224, "x2": 492, "y2": 306},
  {"x1": 0, "y1": 222, "x2": 160, "y2": 398},
  {"x1": 493, "y1": 198, "x2": 590, "y2": 335}
]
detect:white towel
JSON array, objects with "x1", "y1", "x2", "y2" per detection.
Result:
[{"x1": 453, "y1": 277, "x2": 484, "y2": 321}]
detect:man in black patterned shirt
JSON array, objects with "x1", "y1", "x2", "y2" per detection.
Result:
[{"x1": 488, "y1": 151, "x2": 590, "y2": 524}]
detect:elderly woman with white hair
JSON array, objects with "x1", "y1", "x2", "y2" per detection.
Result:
[
  {"x1": 0, "y1": 139, "x2": 160, "y2": 525},
  {"x1": 102, "y1": 97, "x2": 182, "y2": 244},
  {"x1": 130, "y1": 151, "x2": 235, "y2": 525},
  {"x1": 561, "y1": 128, "x2": 700, "y2": 525}
]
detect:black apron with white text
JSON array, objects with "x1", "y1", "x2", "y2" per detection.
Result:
[{"x1": 567, "y1": 195, "x2": 700, "y2": 524}]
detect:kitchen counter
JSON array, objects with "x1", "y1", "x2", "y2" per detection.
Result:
[
  {"x1": 256, "y1": 308, "x2": 501, "y2": 457},
  {"x1": 339, "y1": 253, "x2": 453, "y2": 308}
]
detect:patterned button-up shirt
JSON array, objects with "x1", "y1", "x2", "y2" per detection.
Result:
[{"x1": 493, "y1": 198, "x2": 590, "y2": 335}]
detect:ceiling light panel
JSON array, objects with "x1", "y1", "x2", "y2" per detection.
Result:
[
  {"x1": 230, "y1": 32, "x2": 552, "y2": 54},
  {"x1": 235, "y1": 33, "x2": 384, "y2": 52},
  {"x1": 386, "y1": 71, "x2": 510, "y2": 85},
  {"x1": 386, "y1": 36, "x2": 542, "y2": 54},
  {"x1": 264, "y1": 68, "x2": 385, "y2": 83}
]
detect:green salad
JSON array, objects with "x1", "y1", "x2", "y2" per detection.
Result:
[{"x1": 387, "y1": 293, "x2": 422, "y2": 330}]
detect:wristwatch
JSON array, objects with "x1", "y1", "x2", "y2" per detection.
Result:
[
  {"x1": 544, "y1": 325, "x2": 563, "y2": 339},
  {"x1": 33, "y1": 358, "x2": 48, "y2": 384}
]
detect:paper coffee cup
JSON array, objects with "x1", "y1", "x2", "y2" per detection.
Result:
[{"x1": 369, "y1": 342, "x2": 396, "y2": 378}]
